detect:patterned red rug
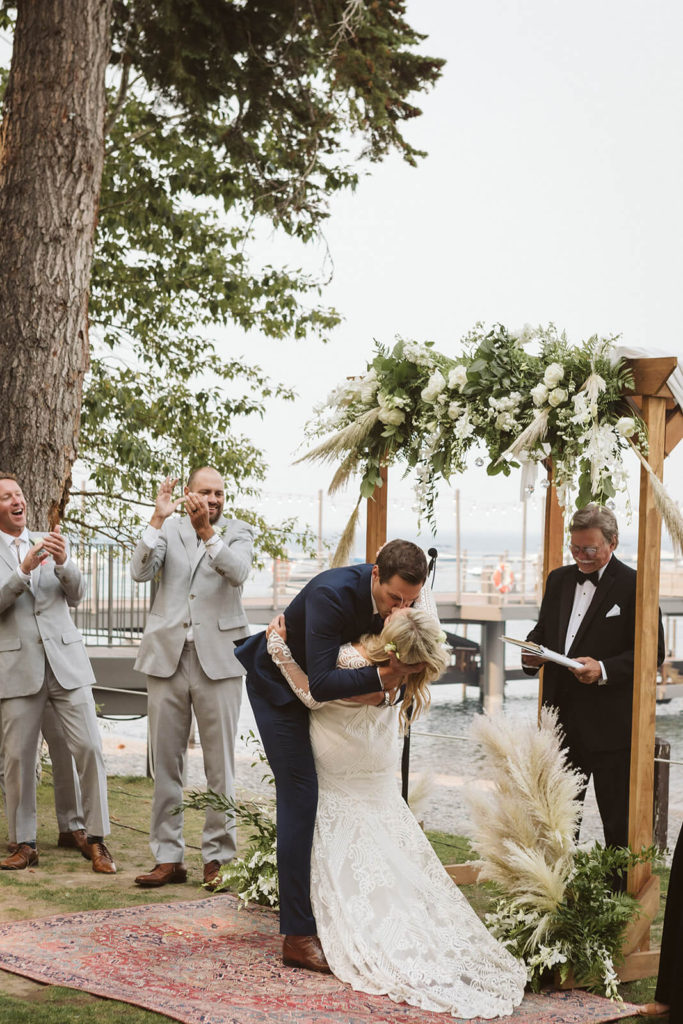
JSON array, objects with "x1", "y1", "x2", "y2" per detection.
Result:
[{"x1": 0, "y1": 895, "x2": 639, "y2": 1024}]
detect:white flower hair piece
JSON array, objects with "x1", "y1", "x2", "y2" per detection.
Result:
[{"x1": 384, "y1": 641, "x2": 400, "y2": 660}]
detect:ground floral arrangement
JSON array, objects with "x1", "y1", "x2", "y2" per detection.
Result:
[
  {"x1": 466, "y1": 710, "x2": 657, "y2": 999},
  {"x1": 182, "y1": 732, "x2": 279, "y2": 908},
  {"x1": 299, "y1": 323, "x2": 666, "y2": 563}
]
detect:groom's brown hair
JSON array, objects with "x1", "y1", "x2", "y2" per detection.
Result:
[{"x1": 375, "y1": 539, "x2": 427, "y2": 586}]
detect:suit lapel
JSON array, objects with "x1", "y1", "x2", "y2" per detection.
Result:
[
  {"x1": 567, "y1": 556, "x2": 619, "y2": 656},
  {"x1": 180, "y1": 516, "x2": 199, "y2": 568},
  {"x1": 0, "y1": 539, "x2": 16, "y2": 571}
]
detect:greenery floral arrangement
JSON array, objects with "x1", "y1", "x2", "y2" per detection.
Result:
[
  {"x1": 299, "y1": 323, "x2": 657, "y2": 564},
  {"x1": 180, "y1": 732, "x2": 279, "y2": 908},
  {"x1": 466, "y1": 709, "x2": 658, "y2": 999}
]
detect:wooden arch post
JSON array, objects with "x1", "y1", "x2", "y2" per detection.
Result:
[{"x1": 365, "y1": 464, "x2": 388, "y2": 562}]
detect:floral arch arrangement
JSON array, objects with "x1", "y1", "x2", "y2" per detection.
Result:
[{"x1": 300, "y1": 323, "x2": 681, "y2": 563}]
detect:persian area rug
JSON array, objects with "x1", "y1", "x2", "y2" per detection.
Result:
[{"x1": 0, "y1": 895, "x2": 638, "y2": 1024}]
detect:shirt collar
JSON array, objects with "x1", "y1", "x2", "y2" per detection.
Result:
[
  {"x1": 0, "y1": 527, "x2": 29, "y2": 547},
  {"x1": 370, "y1": 578, "x2": 378, "y2": 615}
]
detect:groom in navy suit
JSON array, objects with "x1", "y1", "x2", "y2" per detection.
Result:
[
  {"x1": 236, "y1": 539, "x2": 428, "y2": 972},
  {"x1": 523, "y1": 503, "x2": 664, "y2": 851}
]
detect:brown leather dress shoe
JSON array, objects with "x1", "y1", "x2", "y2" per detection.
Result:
[
  {"x1": 58, "y1": 829, "x2": 91, "y2": 859},
  {"x1": 7, "y1": 842, "x2": 18, "y2": 855},
  {"x1": 85, "y1": 840, "x2": 117, "y2": 874},
  {"x1": 282, "y1": 934, "x2": 331, "y2": 973},
  {"x1": 135, "y1": 862, "x2": 187, "y2": 887},
  {"x1": 203, "y1": 859, "x2": 222, "y2": 890},
  {"x1": 0, "y1": 844, "x2": 39, "y2": 870}
]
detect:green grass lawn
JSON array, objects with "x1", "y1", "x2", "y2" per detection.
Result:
[{"x1": 0, "y1": 780, "x2": 669, "y2": 1023}]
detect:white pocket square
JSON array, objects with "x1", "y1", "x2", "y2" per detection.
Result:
[{"x1": 605, "y1": 604, "x2": 621, "y2": 618}]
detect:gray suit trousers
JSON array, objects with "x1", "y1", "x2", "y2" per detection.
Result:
[
  {"x1": 0, "y1": 703, "x2": 85, "y2": 837},
  {"x1": 1, "y1": 661, "x2": 108, "y2": 843},
  {"x1": 147, "y1": 642, "x2": 242, "y2": 864}
]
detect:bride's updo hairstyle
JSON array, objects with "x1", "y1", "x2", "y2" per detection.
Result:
[{"x1": 362, "y1": 608, "x2": 450, "y2": 733}]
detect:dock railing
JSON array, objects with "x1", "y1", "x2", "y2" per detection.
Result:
[{"x1": 67, "y1": 540, "x2": 683, "y2": 645}]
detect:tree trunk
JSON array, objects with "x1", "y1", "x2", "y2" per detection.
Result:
[{"x1": 0, "y1": 0, "x2": 112, "y2": 527}]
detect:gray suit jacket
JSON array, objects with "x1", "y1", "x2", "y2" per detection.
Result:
[
  {"x1": 130, "y1": 515, "x2": 253, "y2": 680},
  {"x1": 0, "y1": 536, "x2": 94, "y2": 698}
]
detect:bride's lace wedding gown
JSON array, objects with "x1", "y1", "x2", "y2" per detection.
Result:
[{"x1": 267, "y1": 635, "x2": 527, "y2": 1019}]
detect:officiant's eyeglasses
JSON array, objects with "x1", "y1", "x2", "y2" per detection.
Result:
[{"x1": 569, "y1": 544, "x2": 599, "y2": 557}]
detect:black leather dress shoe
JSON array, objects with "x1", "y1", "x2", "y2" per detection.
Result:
[{"x1": 282, "y1": 934, "x2": 331, "y2": 973}]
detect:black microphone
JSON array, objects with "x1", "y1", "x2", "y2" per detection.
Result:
[{"x1": 427, "y1": 547, "x2": 438, "y2": 583}]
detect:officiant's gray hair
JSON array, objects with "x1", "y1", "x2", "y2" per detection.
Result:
[{"x1": 569, "y1": 503, "x2": 619, "y2": 545}]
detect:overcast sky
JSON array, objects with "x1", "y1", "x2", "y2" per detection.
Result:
[{"x1": 235, "y1": 0, "x2": 683, "y2": 554}]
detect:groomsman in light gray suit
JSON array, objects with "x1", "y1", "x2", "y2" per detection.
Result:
[
  {"x1": 0, "y1": 475, "x2": 114, "y2": 873},
  {"x1": 131, "y1": 467, "x2": 253, "y2": 889}
]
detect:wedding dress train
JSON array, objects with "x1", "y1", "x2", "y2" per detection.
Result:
[{"x1": 268, "y1": 635, "x2": 527, "y2": 1018}]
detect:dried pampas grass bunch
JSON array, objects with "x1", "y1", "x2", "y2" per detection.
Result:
[{"x1": 466, "y1": 708, "x2": 584, "y2": 931}]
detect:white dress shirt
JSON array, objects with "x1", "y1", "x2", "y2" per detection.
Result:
[{"x1": 564, "y1": 557, "x2": 611, "y2": 683}]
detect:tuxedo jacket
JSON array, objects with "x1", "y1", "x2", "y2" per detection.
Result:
[
  {"x1": 130, "y1": 514, "x2": 253, "y2": 680},
  {"x1": 527, "y1": 555, "x2": 664, "y2": 752},
  {"x1": 0, "y1": 536, "x2": 94, "y2": 698},
  {"x1": 236, "y1": 562, "x2": 383, "y2": 706}
]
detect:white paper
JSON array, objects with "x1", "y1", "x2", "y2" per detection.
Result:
[{"x1": 502, "y1": 635, "x2": 584, "y2": 671}]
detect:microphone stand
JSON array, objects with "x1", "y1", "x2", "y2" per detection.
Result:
[{"x1": 401, "y1": 548, "x2": 438, "y2": 804}]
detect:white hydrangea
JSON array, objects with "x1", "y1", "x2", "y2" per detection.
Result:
[
  {"x1": 358, "y1": 369, "x2": 379, "y2": 404},
  {"x1": 509, "y1": 323, "x2": 536, "y2": 345},
  {"x1": 543, "y1": 362, "x2": 565, "y2": 387},
  {"x1": 421, "y1": 369, "x2": 446, "y2": 403},
  {"x1": 448, "y1": 365, "x2": 468, "y2": 390}
]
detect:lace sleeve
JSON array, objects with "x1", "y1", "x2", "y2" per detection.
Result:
[
  {"x1": 414, "y1": 581, "x2": 441, "y2": 627},
  {"x1": 266, "y1": 632, "x2": 324, "y2": 710}
]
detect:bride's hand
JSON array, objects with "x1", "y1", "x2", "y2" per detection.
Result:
[
  {"x1": 378, "y1": 652, "x2": 425, "y2": 688},
  {"x1": 266, "y1": 614, "x2": 287, "y2": 641}
]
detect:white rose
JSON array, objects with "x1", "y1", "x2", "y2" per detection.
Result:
[
  {"x1": 448, "y1": 365, "x2": 468, "y2": 391},
  {"x1": 447, "y1": 401, "x2": 462, "y2": 420},
  {"x1": 421, "y1": 370, "x2": 446, "y2": 403},
  {"x1": 543, "y1": 362, "x2": 565, "y2": 387},
  {"x1": 378, "y1": 406, "x2": 405, "y2": 426},
  {"x1": 615, "y1": 416, "x2": 637, "y2": 437},
  {"x1": 547, "y1": 387, "x2": 568, "y2": 407},
  {"x1": 530, "y1": 382, "x2": 548, "y2": 406}
]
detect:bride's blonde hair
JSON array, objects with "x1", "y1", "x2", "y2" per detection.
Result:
[{"x1": 361, "y1": 608, "x2": 450, "y2": 732}]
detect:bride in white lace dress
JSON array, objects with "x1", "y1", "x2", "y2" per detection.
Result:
[{"x1": 266, "y1": 606, "x2": 527, "y2": 1019}]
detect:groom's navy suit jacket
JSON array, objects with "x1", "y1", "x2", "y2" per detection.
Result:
[
  {"x1": 236, "y1": 561, "x2": 385, "y2": 935},
  {"x1": 526, "y1": 555, "x2": 664, "y2": 752},
  {"x1": 236, "y1": 562, "x2": 383, "y2": 705}
]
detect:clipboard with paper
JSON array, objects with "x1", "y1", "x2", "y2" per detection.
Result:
[{"x1": 502, "y1": 635, "x2": 584, "y2": 671}]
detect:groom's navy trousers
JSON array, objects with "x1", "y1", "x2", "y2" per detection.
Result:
[{"x1": 236, "y1": 562, "x2": 383, "y2": 935}]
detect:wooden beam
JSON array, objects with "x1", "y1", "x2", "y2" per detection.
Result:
[
  {"x1": 628, "y1": 394, "x2": 667, "y2": 896},
  {"x1": 625, "y1": 356, "x2": 677, "y2": 397},
  {"x1": 621, "y1": 875, "x2": 660, "y2": 955},
  {"x1": 616, "y1": 949, "x2": 660, "y2": 983},
  {"x1": 539, "y1": 464, "x2": 565, "y2": 715},
  {"x1": 665, "y1": 407, "x2": 683, "y2": 456},
  {"x1": 365, "y1": 463, "x2": 388, "y2": 563}
]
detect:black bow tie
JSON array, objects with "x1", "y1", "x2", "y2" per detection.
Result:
[{"x1": 574, "y1": 567, "x2": 600, "y2": 587}]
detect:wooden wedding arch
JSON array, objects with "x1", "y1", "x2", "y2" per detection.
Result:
[{"x1": 363, "y1": 355, "x2": 682, "y2": 983}]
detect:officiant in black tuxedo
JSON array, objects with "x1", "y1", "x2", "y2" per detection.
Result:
[{"x1": 523, "y1": 503, "x2": 664, "y2": 849}]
